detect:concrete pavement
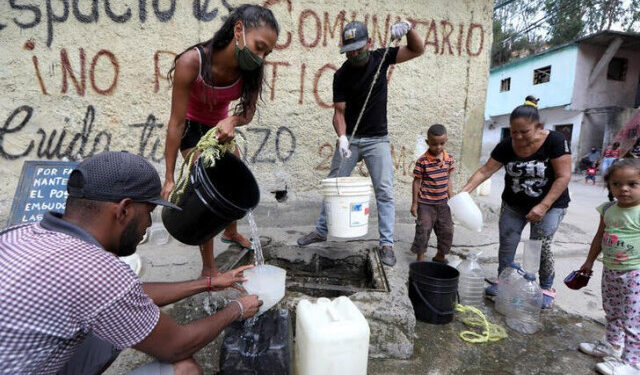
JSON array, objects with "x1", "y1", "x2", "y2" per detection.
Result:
[{"x1": 105, "y1": 172, "x2": 613, "y2": 374}]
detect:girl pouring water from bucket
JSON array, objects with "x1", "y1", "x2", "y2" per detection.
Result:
[
  {"x1": 162, "y1": 4, "x2": 279, "y2": 277},
  {"x1": 460, "y1": 99, "x2": 572, "y2": 309}
]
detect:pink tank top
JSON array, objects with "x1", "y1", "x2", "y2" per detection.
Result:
[{"x1": 185, "y1": 46, "x2": 243, "y2": 127}]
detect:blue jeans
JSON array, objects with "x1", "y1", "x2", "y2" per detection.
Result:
[
  {"x1": 315, "y1": 136, "x2": 395, "y2": 246},
  {"x1": 601, "y1": 157, "x2": 617, "y2": 176},
  {"x1": 497, "y1": 202, "x2": 566, "y2": 289}
]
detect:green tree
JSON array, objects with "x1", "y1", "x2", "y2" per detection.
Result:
[
  {"x1": 492, "y1": 0, "x2": 547, "y2": 67},
  {"x1": 544, "y1": 0, "x2": 584, "y2": 46},
  {"x1": 491, "y1": 20, "x2": 511, "y2": 66},
  {"x1": 491, "y1": 0, "x2": 640, "y2": 67},
  {"x1": 583, "y1": 0, "x2": 627, "y2": 32}
]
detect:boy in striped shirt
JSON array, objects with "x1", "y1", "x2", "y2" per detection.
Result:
[{"x1": 410, "y1": 124, "x2": 455, "y2": 263}]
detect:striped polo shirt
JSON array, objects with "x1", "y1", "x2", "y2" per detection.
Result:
[{"x1": 413, "y1": 150, "x2": 455, "y2": 204}]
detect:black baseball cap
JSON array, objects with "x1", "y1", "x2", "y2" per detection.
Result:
[
  {"x1": 340, "y1": 21, "x2": 368, "y2": 53},
  {"x1": 67, "y1": 151, "x2": 180, "y2": 210}
]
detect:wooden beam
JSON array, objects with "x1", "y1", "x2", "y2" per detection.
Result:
[{"x1": 589, "y1": 37, "x2": 623, "y2": 86}]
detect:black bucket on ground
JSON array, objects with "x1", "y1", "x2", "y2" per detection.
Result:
[
  {"x1": 162, "y1": 152, "x2": 260, "y2": 245},
  {"x1": 408, "y1": 261, "x2": 459, "y2": 325}
]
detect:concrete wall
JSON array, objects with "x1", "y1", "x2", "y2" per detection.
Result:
[
  {"x1": 482, "y1": 106, "x2": 583, "y2": 165},
  {"x1": 485, "y1": 45, "x2": 578, "y2": 119},
  {"x1": 571, "y1": 44, "x2": 640, "y2": 156},
  {"x1": 572, "y1": 44, "x2": 640, "y2": 111},
  {"x1": 0, "y1": 0, "x2": 492, "y2": 222}
]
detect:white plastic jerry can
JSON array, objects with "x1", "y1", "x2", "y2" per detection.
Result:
[{"x1": 295, "y1": 296, "x2": 370, "y2": 375}]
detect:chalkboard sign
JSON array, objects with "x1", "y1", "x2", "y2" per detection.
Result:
[{"x1": 8, "y1": 161, "x2": 79, "y2": 226}]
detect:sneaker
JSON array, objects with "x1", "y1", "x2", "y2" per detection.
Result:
[
  {"x1": 541, "y1": 288, "x2": 556, "y2": 309},
  {"x1": 296, "y1": 231, "x2": 326, "y2": 246},
  {"x1": 379, "y1": 246, "x2": 396, "y2": 267},
  {"x1": 579, "y1": 340, "x2": 623, "y2": 358},
  {"x1": 596, "y1": 357, "x2": 640, "y2": 375}
]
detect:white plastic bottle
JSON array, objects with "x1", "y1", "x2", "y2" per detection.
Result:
[
  {"x1": 495, "y1": 262, "x2": 522, "y2": 316},
  {"x1": 504, "y1": 273, "x2": 543, "y2": 334},
  {"x1": 457, "y1": 253, "x2": 485, "y2": 308}
]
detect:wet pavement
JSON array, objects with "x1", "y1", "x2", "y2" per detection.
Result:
[{"x1": 105, "y1": 173, "x2": 611, "y2": 374}]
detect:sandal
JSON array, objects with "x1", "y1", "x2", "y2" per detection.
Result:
[
  {"x1": 541, "y1": 288, "x2": 556, "y2": 309},
  {"x1": 220, "y1": 233, "x2": 252, "y2": 249}
]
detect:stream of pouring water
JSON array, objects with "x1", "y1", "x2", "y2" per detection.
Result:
[
  {"x1": 247, "y1": 210, "x2": 264, "y2": 266},
  {"x1": 207, "y1": 211, "x2": 263, "y2": 316},
  {"x1": 244, "y1": 210, "x2": 264, "y2": 328}
]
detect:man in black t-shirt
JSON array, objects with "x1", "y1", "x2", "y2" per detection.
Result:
[{"x1": 297, "y1": 20, "x2": 424, "y2": 267}]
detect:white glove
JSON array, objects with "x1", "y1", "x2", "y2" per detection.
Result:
[
  {"x1": 338, "y1": 135, "x2": 352, "y2": 158},
  {"x1": 390, "y1": 20, "x2": 412, "y2": 41}
]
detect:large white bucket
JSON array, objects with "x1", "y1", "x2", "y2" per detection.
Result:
[{"x1": 320, "y1": 177, "x2": 372, "y2": 238}]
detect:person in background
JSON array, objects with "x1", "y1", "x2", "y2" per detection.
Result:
[
  {"x1": 600, "y1": 142, "x2": 621, "y2": 176},
  {"x1": 410, "y1": 124, "x2": 455, "y2": 264},
  {"x1": 460, "y1": 101, "x2": 571, "y2": 309},
  {"x1": 0, "y1": 151, "x2": 261, "y2": 375},
  {"x1": 581, "y1": 146, "x2": 601, "y2": 172},
  {"x1": 162, "y1": 4, "x2": 279, "y2": 278},
  {"x1": 578, "y1": 158, "x2": 640, "y2": 375},
  {"x1": 625, "y1": 138, "x2": 640, "y2": 159},
  {"x1": 585, "y1": 163, "x2": 598, "y2": 185},
  {"x1": 296, "y1": 19, "x2": 425, "y2": 267}
]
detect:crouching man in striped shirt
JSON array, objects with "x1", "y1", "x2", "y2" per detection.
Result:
[
  {"x1": 0, "y1": 151, "x2": 261, "y2": 375},
  {"x1": 410, "y1": 124, "x2": 455, "y2": 264}
]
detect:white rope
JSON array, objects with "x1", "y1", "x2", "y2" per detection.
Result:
[{"x1": 348, "y1": 46, "x2": 391, "y2": 146}]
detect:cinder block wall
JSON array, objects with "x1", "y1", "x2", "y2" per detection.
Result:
[{"x1": 0, "y1": 0, "x2": 492, "y2": 221}]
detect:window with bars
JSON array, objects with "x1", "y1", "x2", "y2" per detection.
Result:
[
  {"x1": 500, "y1": 77, "x2": 511, "y2": 92},
  {"x1": 533, "y1": 66, "x2": 551, "y2": 85}
]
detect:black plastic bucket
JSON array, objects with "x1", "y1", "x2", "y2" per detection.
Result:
[
  {"x1": 408, "y1": 261, "x2": 459, "y2": 324},
  {"x1": 162, "y1": 152, "x2": 260, "y2": 245}
]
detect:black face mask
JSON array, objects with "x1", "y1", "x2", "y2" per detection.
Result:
[
  {"x1": 234, "y1": 26, "x2": 263, "y2": 71},
  {"x1": 347, "y1": 50, "x2": 369, "y2": 67}
]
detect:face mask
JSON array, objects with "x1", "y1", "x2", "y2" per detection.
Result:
[
  {"x1": 235, "y1": 25, "x2": 263, "y2": 71},
  {"x1": 347, "y1": 50, "x2": 369, "y2": 67}
]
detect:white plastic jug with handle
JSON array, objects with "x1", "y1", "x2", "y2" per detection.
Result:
[
  {"x1": 243, "y1": 265, "x2": 286, "y2": 316},
  {"x1": 448, "y1": 192, "x2": 483, "y2": 232},
  {"x1": 295, "y1": 296, "x2": 370, "y2": 375}
]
